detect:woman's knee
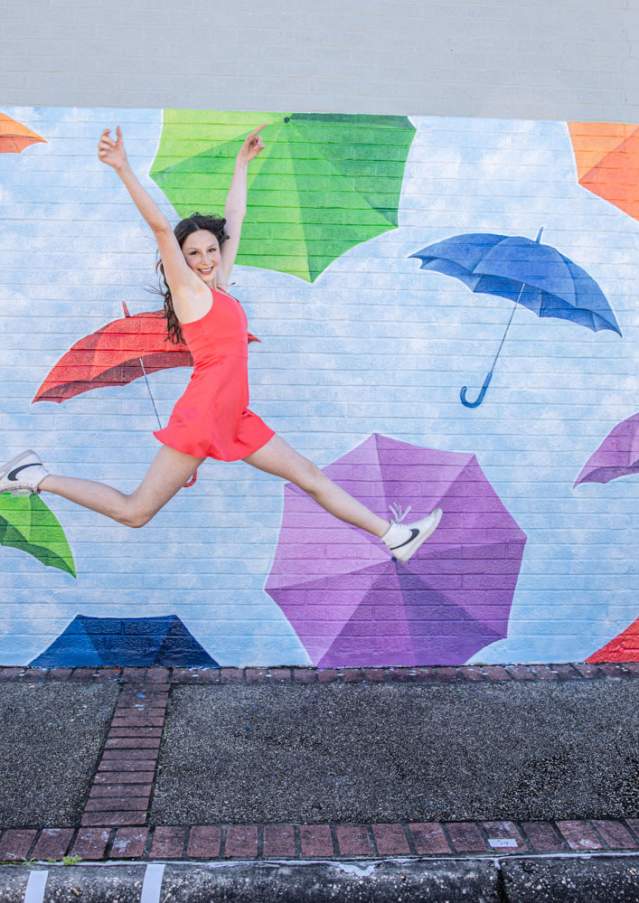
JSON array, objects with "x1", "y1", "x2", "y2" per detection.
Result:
[
  {"x1": 291, "y1": 458, "x2": 325, "y2": 494},
  {"x1": 121, "y1": 495, "x2": 154, "y2": 529}
]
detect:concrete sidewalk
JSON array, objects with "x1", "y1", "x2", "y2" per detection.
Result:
[{"x1": 1, "y1": 662, "x2": 639, "y2": 899}]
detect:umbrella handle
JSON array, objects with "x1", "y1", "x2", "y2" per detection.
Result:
[{"x1": 460, "y1": 371, "x2": 493, "y2": 408}]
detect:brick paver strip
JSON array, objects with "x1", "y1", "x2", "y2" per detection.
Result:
[
  {"x1": 521, "y1": 821, "x2": 567, "y2": 852},
  {"x1": 94, "y1": 770, "x2": 155, "y2": 782},
  {"x1": 372, "y1": 823, "x2": 411, "y2": 855},
  {"x1": 481, "y1": 665, "x2": 512, "y2": 681},
  {"x1": 111, "y1": 827, "x2": 149, "y2": 858},
  {"x1": 445, "y1": 821, "x2": 488, "y2": 853},
  {"x1": 263, "y1": 824, "x2": 296, "y2": 857},
  {"x1": 70, "y1": 827, "x2": 111, "y2": 860},
  {"x1": 84, "y1": 795, "x2": 150, "y2": 812},
  {"x1": 31, "y1": 828, "x2": 74, "y2": 860},
  {"x1": 82, "y1": 811, "x2": 147, "y2": 827},
  {"x1": 105, "y1": 738, "x2": 161, "y2": 750},
  {"x1": 459, "y1": 666, "x2": 484, "y2": 681},
  {"x1": 187, "y1": 826, "x2": 222, "y2": 858},
  {"x1": 335, "y1": 825, "x2": 373, "y2": 856},
  {"x1": 591, "y1": 819, "x2": 639, "y2": 849},
  {"x1": 505, "y1": 665, "x2": 537, "y2": 681},
  {"x1": 0, "y1": 668, "x2": 24, "y2": 681},
  {"x1": 219, "y1": 668, "x2": 244, "y2": 682},
  {"x1": 317, "y1": 669, "x2": 340, "y2": 683},
  {"x1": 300, "y1": 824, "x2": 334, "y2": 857},
  {"x1": 572, "y1": 662, "x2": 602, "y2": 678},
  {"x1": 342, "y1": 669, "x2": 366, "y2": 683},
  {"x1": 0, "y1": 829, "x2": 37, "y2": 861},
  {"x1": 150, "y1": 826, "x2": 187, "y2": 859},
  {"x1": 89, "y1": 782, "x2": 153, "y2": 798},
  {"x1": 224, "y1": 825, "x2": 258, "y2": 858},
  {"x1": 293, "y1": 669, "x2": 317, "y2": 683},
  {"x1": 100, "y1": 751, "x2": 159, "y2": 765},
  {"x1": 46, "y1": 668, "x2": 74, "y2": 680},
  {"x1": 625, "y1": 818, "x2": 639, "y2": 842},
  {"x1": 5, "y1": 818, "x2": 639, "y2": 863},
  {"x1": 557, "y1": 820, "x2": 604, "y2": 851},
  {"x1": 409, "y1": 822, "x2": 452, "y2": 855},
  {"x1": 482, "y1": 820, "x2": 527, "y2": 851}
]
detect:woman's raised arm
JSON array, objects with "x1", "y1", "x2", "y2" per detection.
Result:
[
  {"x1": 98, "y1": 126, "x2": 197, "y2": 295},
  {"x1": 218, "y1": 124, "x2": 267, "y2": 285},
  {"x1": 98, "y1": 127, "x2": 171, "y2": 234}
]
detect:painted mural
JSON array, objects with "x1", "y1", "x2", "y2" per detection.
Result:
[{"x1": 1, "y1": 107, "x2": 638, "y2": 668}]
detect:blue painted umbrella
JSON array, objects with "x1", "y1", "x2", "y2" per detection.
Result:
[{"x1": 410, "y1": 228, "x2": 622, "y2": 407}]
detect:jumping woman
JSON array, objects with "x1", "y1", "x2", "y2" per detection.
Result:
[{"x1": 0, "y1": 124, "x2": 442, "y2": 563}]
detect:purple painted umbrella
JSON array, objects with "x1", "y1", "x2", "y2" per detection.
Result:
[
  {"x1": 574, "y1": 412, "x2": 639, "y2": 486},
  {"x1": 265, "y1": 434, "x2": 527, "y2": 667}
]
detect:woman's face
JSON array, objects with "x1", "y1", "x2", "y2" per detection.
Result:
[{"x1": 181, "y1": 229, "x2": 222, "y2": 287}]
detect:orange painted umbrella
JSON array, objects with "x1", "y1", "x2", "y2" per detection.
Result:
[
  {"x1": 0, "y1": 113, "x2": 46, "y2": 153},
  {"x1": 568, "y1": 121, "x2": 639, "y2": 221}
]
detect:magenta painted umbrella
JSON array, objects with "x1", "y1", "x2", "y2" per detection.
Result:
[
  {"x1": 265, "y1": 434, "x2": 527, "y2": 667},
  {"x1": 574, "y1": 412, "x2": 639, "y2": 486}
]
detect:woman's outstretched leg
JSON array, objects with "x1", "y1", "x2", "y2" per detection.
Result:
[
  {"x1": 3, "y1": 446, "x2": 203, "y2": 527},
  {"x1": 242, "y1": 434, "x2": 443, "y2": 562},
  {"x1": 243, "y1": 434, "x2": 391, "y2": 537}
]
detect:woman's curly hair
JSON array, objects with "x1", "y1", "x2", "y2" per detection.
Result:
[{"x1": 146, "y1": 212, "x2": 229, "y2": 345}]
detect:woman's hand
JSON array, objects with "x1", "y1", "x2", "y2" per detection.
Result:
[
  {"x1": 98, "y1": 126, "x2": 129, "y2": 171},
  {"x1": 237, "y1": 124, "x2": 267, "y2": 165}
]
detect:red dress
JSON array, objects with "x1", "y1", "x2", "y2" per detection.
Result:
[{"x1": 153, "y1": 286, "x2": 275, "y2": 462}]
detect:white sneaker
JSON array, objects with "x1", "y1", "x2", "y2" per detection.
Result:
[
  {"x1": 383, "y1": 508, "x2": 443, "y2": 563},
  {"x1": 0, "y1": 450, "x2": 49, "y2": 497}
]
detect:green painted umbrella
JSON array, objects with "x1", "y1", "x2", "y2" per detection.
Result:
[
  {"x1": 150, "y1": 110, "x2": 415, "y2": 282},
  {"x1": 0, "y1": 493, "x2": 76, "y2": 577}
]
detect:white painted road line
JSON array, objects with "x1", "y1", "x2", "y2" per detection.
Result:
[
  {"x1": 23, "y1": 870, "x2": 48, "y2": 903},
  {"x1": 140, "y1": 863, "x2": 166, "y2": 903}
]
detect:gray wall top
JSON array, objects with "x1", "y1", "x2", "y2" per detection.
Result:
[{"x1": 2, "y1": 0, "x2": 638, "y2": 121}]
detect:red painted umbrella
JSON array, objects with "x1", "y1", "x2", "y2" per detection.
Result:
[
  {"x1": 34, "y1": 302, "x2": 261, "y2": 488},
  {"x1": 33, "y1": 302, "x2": 260, "y2": 404}
]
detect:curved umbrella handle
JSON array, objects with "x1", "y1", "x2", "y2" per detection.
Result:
[{"x1": 460, "y1": 371, "x2": 493, "y2": 408}]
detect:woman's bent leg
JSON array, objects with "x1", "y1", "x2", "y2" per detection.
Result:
[
  {"x1": 242, "y1": 435, "x2": 390, "y2": 538},
  {"x1": 38, "y1": 446, "x2": 204, "y2": 527}
]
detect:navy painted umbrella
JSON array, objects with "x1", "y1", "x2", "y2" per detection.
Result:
[{"x1": 410, "y1": 228, "x2": 622, "y2": 408}]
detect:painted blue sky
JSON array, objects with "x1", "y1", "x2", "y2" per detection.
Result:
[{"x1": 1, "y1": 106, "x2": 639, "y2": 666}]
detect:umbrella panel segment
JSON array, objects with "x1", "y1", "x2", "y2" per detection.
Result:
[
  {"x1": 265, "y1": 434, "x2": 526, "y2": 667},
  {"x1": 575, "y1": 411, "x2": 639, "y2": 486}
]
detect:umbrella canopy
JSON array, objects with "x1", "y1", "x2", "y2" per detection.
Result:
[
  {"x1": 0, "y1": 112, "x2": 46, "y2": 154},
  {"x1": 150, "y1": 110, "x2": 415, "y2": 281},
  {"x1": 265, "y1": 433, "x2": 526, "y2": 668},
  {"x1": 30, "y1": 614, "x2": 218, "y2": 667},
  {"x1": 410, "y1": 229, "x2": 621, "y2": 407},
  {"x1": 0, "y1": 493, "x2": 76, "y2": 576},
  {"x1": 33, "y1": 307, "x2": 260, "y2": 403},
  {"x1": 568, "y1": 121, "x2": 639, "y2": 222},
  {"x1": 586, "y1": 615, "x2": 639, "y2": 663},
  {"x1": 574, "y1": 411, "x2": 639, "y2": 486}
]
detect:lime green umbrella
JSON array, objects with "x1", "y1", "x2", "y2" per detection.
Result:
[
  {"x1": 150, "y1": 110, "x2": 415, "y2": 282},
  {"x1": 0, "y1": 493, "x2": 76, "y2": 577}
]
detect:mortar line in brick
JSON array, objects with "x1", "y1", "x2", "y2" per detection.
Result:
[
  {"x1": 586, "y1": 817, "x2": 616, "y2": 849},
  {"x1": 328, "y1": 823, "x2": 339, "y2": 857},
  {"x1": 366, "y1": 823, "x2": 379, "y2": 856}
]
